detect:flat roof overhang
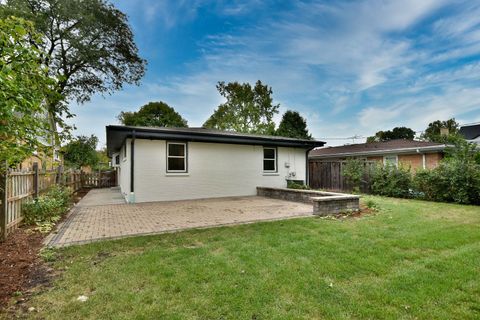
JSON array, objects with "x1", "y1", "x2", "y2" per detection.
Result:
[{"x1": 106, "y1": 125, "x2": 325, "y2": 156}]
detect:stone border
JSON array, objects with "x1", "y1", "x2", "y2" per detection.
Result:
[{"x1": 256, "y1": 187, "x2": 360, "y2": 216}]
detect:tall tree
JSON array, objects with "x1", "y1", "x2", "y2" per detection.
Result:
[
  {"x1": 203, "y1": 80, "x2": 279, "y2": 135},
  {"x1": 63, "y1": 135, "x2": 99, "y2": 169},
  {"x1": 276, "y1": 110, "x2": 312, "y2": 139},
  {"x1": 118, "y1": 102, "x2": 188, "y2": 127},
  {"x1": 421, "y1": 118, "x2": 460, "y2": 143},
  {"x1": 1, "y1": 0, "x2": 146, "y2": 139},
  {"x1": 0, "y1": 17, "x2": 58, "y2": 167},
  {"x1": 367, "y1": 126, "x2": 416, "y2": 143}
]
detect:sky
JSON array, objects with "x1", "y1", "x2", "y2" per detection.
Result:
[{"x1": 69, "y1": 0, "x2": 480, "y2": 148}]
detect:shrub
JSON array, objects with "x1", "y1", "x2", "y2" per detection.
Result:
[
  {"x1": 412, "y1": 139, "x2": 480, "y2": 205},
  {"x1": 287, "y1": 180, "x2": 310, "y2": 190},
  {"x1": 371, "y1": 164, "x2": 413, "y2": 198},
  {"x1": 23, "y1": 185, "x2": 71, "y2": 226},
  {"x1": 414, "y1": 160, "x2": 480, "y2": 204},
  {"x1": 342, "y1": 159, "x2": 364, "y2": 193},
  {"x1": 364, "y1": 199, "x2": 379, "y2": 211}
]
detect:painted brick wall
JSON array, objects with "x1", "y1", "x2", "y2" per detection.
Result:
[{"x1": 132, "y1": 139, "x2": 307, "y2": 202}]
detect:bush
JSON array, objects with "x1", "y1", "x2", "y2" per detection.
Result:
[
  {"x1": 371, "y1": 164, "x2": 413, "y2": 198},
  {"x1": 287, "y1": 180, "x2": 310, "y2": 190},
  {"x1": 23, "y1": 185, "x2": 71, "y2": 225},
  {"x1": 414, "y1": 160, "x2": 480, "y2": 205},
  {"x1": 364, "y1": 199, "x2": 379, "y2": 211},
  {"x1": 342, "y1": 159, "x2": 364, "y2": 193}
]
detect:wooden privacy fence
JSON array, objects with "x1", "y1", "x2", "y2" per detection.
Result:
[
  {"x1": 0, "y1": 164, "x2": 117, "y2": 240},
  {"x1": 309, "y1": 160, "x2": 376, "y2": 193}
]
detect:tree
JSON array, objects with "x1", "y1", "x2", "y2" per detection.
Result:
[
  {"x1": 1, "y1": 0, "x2": 146, "y2": 139},
  {"x1": 421, "y1": 118, "x2": 460, "y2": 143},
  {"x1": 0, "y1": 17, "x2": 59, "y2": 167},
  {"x1": 63, "y1": 135, "x2": 99, "y2": 169},
  {"x1": 276, "y1": 110, "x2": 312, "y2": 139},
  {"x1": 118, "y1": 102, "x2": 187, "y2": 127},
  {"x1": 367, "y1": 126, "x2": 416, "y2": 143},
  {"x1": 203, "y1": 80, "x2": 279, "y2": 135}
]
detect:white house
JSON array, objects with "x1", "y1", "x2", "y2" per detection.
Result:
[{"x1": 107, "y1": 125, "x2": 325, "y2": 203}]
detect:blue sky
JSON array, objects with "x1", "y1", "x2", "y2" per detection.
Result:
[{"x1": 69, "y1": 0, "x2": 480, "y2": 147}]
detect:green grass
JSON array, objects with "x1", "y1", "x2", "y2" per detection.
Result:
[{"x1": 23, "y1": 197, "x2": 480, "y2": 319}]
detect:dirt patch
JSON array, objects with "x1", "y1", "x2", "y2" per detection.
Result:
[
  {"x1": 0, "y1": 188, "x2": 90, "y2": 313},
  {"x1": 323, "y1": 205, "x2": 377, "y2": 220},
  {"x1": 0, "y1": 228, "x2": 52, "y2": 309}
]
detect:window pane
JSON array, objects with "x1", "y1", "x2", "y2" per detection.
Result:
[
  {"x1": 264, "y1": 148, "x2": 275, "y2": 159},
  {"x1": 385, "y1": 156, "x2": 397, "y2": 165},
  {"x1": 264, "y1": 159, "x2": 275, "y2": 171},
  {"x1": 168, "y1": 157, "x2": 185, "y2": 171},
  {"x1": 168, "y1": 143, "x2": 185, "y2": 156}
]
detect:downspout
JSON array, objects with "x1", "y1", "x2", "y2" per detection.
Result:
[
  {"x1": 130, "y1": 130, "x2": 135, "y2": 203},
  {"x1": 305, "y1": 147, "x2": 315, "y2": 187}
]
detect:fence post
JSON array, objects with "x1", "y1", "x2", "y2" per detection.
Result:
[
  {"x1": 0, "y1": 161, "x2": 7, "y2": 241},
  {"x1": 33, "y1": 162, "x2": 39, "y2": 198},
  {"x1": 56, "y1": 165, "x2": 64, "y2": 185}
]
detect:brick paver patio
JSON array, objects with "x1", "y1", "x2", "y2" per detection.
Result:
[{"x1": 46, "y1": 188, "x2": 313, "y2": 247}]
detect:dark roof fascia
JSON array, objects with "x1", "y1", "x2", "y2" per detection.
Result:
[
  {"x1": 107, "y1": 126, "x2": 325, "y2": 155},
  {"x1": 309, "y1": 145, "x2": 447, "y2": 159}
]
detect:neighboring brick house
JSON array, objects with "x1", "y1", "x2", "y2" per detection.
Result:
[
  {"x1": 309, "y1": 139, "x2": 447, "y2": 170},
  {"x1": 459, "y1": 123, "x2": 480, "y2": 146}
]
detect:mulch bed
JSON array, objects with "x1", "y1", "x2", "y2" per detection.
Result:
[
  {"x1": 0, "y1": 228, "x2": 52, "y2": 308},
  {"x1": 0, "y1": 188, "x2": 90, "y2": 312}
]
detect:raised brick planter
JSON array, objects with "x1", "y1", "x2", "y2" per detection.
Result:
[{"x1": 256, "y1": 187, "x2": 360, "y2": 216}]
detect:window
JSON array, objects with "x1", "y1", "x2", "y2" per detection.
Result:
[
  {"x1": 263, "y1": 147, "x2": 277, "y2": 172},
  {"x1": 167, "y1": 142, "x2": 187, "y2": 172},
  {"x1": 384, "y1": 155, "x2": 398, "y2": 167},
  {"x1": 115, "y1": 155, "x2": 120, "y2": 166}
]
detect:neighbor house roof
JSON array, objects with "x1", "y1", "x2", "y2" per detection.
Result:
[
  {"x1": 106, "y1": 125, "x2": 325, "y2": 156},
  {"x1": 309, "y1": 139, "x2": 447, "y2": 159},
  {"x1": 459, "y1": 123, "x2": 480, "y2": 140}
]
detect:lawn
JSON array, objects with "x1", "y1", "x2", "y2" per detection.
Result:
[{"x1": 20, "y1": 197, "x2": 480, "y2": 319}]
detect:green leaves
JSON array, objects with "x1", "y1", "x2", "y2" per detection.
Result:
[
  {"x1": 63, "y1": 135, "x2": 100, "y2": 169},
  {"x1": 1, "y1": 0, "x2": 146, "y2": 143},
  {"x1": 276, "y1": 110, "x2": 312, "y2": 139},
  {"x1": 367, "y1": 127, "x2": 416, "y2": 143},
  {"x1": 203, "y1": 80, "x2": 279, "y2": 135},
  {"x1": 421, "y1": 118, "x2": 460, "y2": 143},
  {"x1": 118, "y1": 101, "x2": 188, "y2": 128},
  {"x1": 0, "y1": 17, "x2": 56, "y2": 166}
]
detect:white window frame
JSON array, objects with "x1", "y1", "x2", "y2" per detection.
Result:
[
  {"x1": 383, "y1": 155, "x2": 398, "y2": 167},
  {"x1": 166, "y1": 142, "x2": 187, "y2": 173},
  {"x1": 263, "y1": 147, "x2": 277, "y2": 173}
]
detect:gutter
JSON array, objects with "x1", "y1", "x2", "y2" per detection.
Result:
[
  {"x1": 305, "y1": 147, "x2": 315, "y2": 186},
  {"x1": 309, "y1": 145, "x2": 447, "y2": 159},
  {"x1": 130, "y1": 130, "x2": 135, "y2": 202},
  {"x1": 107, "y1": 127, "x2": 325, "y2": 156}
]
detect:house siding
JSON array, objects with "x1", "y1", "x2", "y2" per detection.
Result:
[
  {"x1": 119, "y1": 139, "x2": 131, "y2": 201},
  {"x1": 128, "y1": 139, "x2": 307, "y2": 203}
]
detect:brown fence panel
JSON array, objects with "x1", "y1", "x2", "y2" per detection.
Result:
[
  {"x1": 0, "y1": 166, "x2": 117, "y2": 240},
  {"x1": 309, "y1": 160, "x2": 375, "y2": 193}
]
